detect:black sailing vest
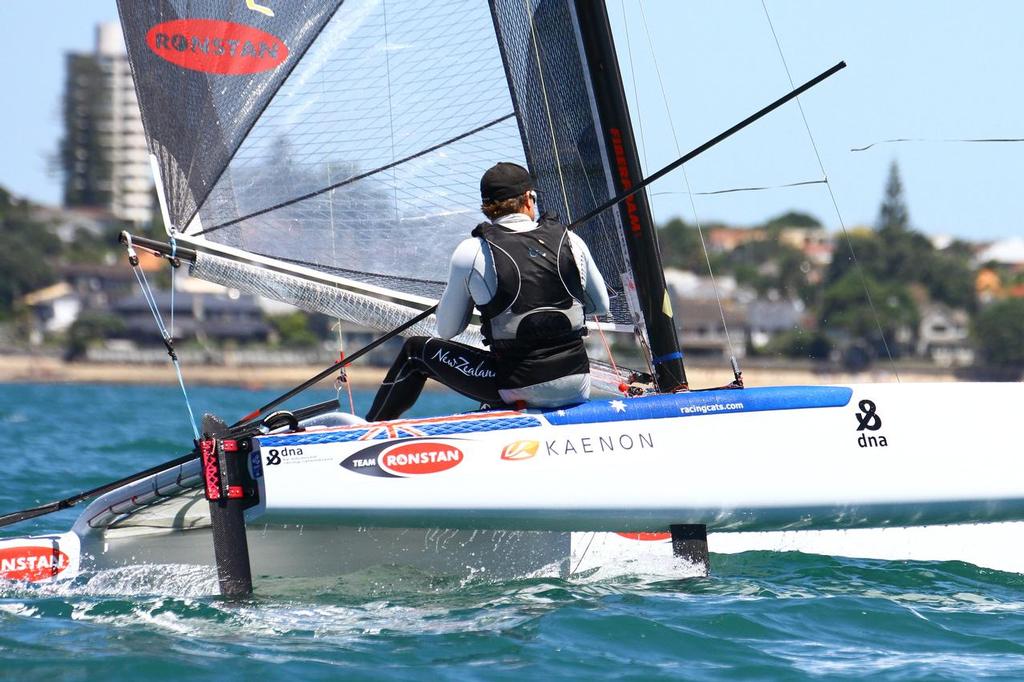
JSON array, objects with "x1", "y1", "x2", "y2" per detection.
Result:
[{"x1": 471, "y1": 215, "x2": 590, "y2": 390}]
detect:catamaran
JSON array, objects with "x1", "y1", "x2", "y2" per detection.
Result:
[{"x1": 2, "y1": 0, "x2": 1023, "y2": 595}]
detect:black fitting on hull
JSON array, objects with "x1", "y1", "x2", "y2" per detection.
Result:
[
  {"x1": 200, "y1": 414, "x2": 259, "y2": 597},
  {"x1": 670, "y1": 524, "x2": 710, "y2": 576}
]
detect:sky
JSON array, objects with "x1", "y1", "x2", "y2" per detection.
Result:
[{"x1": 1, "y1": 1, "x2": 1022, "y2": 241}]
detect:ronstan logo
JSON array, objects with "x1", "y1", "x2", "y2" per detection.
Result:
[
  {"x1": 379, "y1": 442, "x2": 463, "y2": 476},
  {"x1": 0, "y1": 546, "x2": 71, "y2": 582},
  {"x1": 146, "y1": 19, "x2": 288, "y2": 74},
  {"x1": 340, "y1": 439, "x2": 466, "y2": 478}
]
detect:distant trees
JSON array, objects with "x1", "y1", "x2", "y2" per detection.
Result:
[
  {"x1": 819, "y1": 270, "x2": 917, "y2": 351},
  {"x1": 656, "y1": 217, "x2": 715, "y2": 273},
  {"x1": 877, "y1": 160, "x2": 910, "y2": 234},
  {"x1": 65, "y1": 311, "x2": 125, "y2": 360},
  {"x1": 763, "y1": 328, "x2": 831, "y2": 360},
  {"x1": 0, "y1": 188, "x2": 59, "y2": 316},
  {"x1": 269, "y1": 311, "x2": 320, "y2": 348},
  {"x1": 764, "y1": 210, "x2": 821, "y2": 230},
  {"x1": 657, "y1": 212, "x2": 819, "y2": 301},
  {"x1": 654, "y1": 160, "x2": 995, "y2": 366},
  {"x1": 820, "y1": 161, "x2": 974, "y2": 354},
  {"x1": 973, "y1": 299, "x2": 1024, "y2": 368},
  {"x1": 721, "y1": 239, "x2": 812, "y2": 302}
]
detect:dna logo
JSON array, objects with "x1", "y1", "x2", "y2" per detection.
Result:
[{"x1": 855, "y1": 400, "x2": 882, "y2": 431}]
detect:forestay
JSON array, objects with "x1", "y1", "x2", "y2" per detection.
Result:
[{"x1": 119, "y1": 0, "x2": 642, "y2": 345}]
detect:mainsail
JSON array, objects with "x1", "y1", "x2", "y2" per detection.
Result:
[{"x1": 118, "y1": 0, "x2": 656, "y2": 357}]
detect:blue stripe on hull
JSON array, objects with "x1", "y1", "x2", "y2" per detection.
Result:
[
  {"x1": 541, "y1": 385, "x2": 853, "y2": 425},
  {"x1": 259, "y1": 386, "x2": 852, "y2": 447}
]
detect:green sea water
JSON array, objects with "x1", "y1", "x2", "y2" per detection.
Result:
[{"x1": 2, "y1": 382, "x2": 1023, "y2": 680}]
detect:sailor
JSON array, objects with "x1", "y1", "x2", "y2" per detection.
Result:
[{"x1": 365, "y1": 162, "x2": 610, "y2": 421}]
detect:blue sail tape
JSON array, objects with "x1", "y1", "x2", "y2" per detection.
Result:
[
  {"x1": 652, "y1": 351, "x2": 684, "y2": 365},
  {"x1": 542, "y1": 385, "x2": 853, "y2": 426}
]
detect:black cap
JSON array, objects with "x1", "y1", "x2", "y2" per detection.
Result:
[{"x1": 480, "y1": 162, "x2": 535, "y2": 202}]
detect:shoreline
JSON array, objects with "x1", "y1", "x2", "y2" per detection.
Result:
[
  {"x1": 0, "y1": 353, "x2": 957, "y2": 389},
  {"x1": 0, "y1": 353, "x2": 387, "y2": 389}
]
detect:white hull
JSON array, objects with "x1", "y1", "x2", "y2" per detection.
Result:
[
  {"x1": 254, "y1": 382, "x2": 1024, "y2": 531},
  {"x1": 3, "y1": 382, "x2": 1023, "y2": 588},
  {"x1": 7, "y1": 519, "x2": 1023, "y2": 586}
]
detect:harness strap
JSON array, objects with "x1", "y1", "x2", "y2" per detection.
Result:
[{"x1": 488, "y1": 328, "x2": 587, "y2": 352}]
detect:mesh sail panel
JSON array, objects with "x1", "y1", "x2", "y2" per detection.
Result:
[
  {"x1": 491, "y1": 0, "x2": 634, "y2": 326},
  {"x1": 191, "y1": 251, "x2": 485, "y2": 347},
  {"x1": 117, "y1": 0, "x2": 343, "y2": 230},
  {"x1": 192, "y1": 0, "x2": 527, "y2": 294}
]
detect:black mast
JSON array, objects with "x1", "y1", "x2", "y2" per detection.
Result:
[{"x1": 572, "y1": 0, "x2": 687, "y2": 392}]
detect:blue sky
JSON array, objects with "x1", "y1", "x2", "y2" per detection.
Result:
[{"x1": 1, "y1": 1, "x2": 1022, "y2": 241}]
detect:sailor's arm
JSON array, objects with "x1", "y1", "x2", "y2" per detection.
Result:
[
  {"x1": 435, "y1": 238, "x2": 481, "y2": 339},
  {"x1": 569, "y1": 233, "x2": 610, "y2": 316}
]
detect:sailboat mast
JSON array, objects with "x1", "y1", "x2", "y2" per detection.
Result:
[{"x1": 572, "y1": 0, "x2": 687, "y2": 392}]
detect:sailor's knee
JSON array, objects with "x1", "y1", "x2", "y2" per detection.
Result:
[{"x1": 401, "y1": 336, "x2": 429, "y2": 358}]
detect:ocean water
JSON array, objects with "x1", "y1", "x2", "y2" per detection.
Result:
[{"x1": 2, "y1": 382, "x2": 1024, "y2": 680}]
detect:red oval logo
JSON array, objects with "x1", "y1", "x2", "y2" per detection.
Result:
[
  {"x1": 146, "y1": 19, "x2": 288, "y2": 74},
  {"x1": 0, "y1": 546, "x2": 71, "y2": 582},
  {"x1": 379, "y1": 442, "x2": 464, "y2": 476},
  {"x1": 615, "y1": 532, "x2": 672, "y2": 542}
]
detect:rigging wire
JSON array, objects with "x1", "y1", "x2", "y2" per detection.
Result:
[
  {"x1": 169, "y1": 229, "x2": 177, "y2": 338},
  {"x1": 381, "y1": 0, "x2": 401, "y2": 223},
  {"x1": 570, "y1": 530, "x2": 597, "y2": 576},
  {"x1": 522, "y1": 0, "x2": 573, "y2": 220},
  {"x1": 320, "y1": 64, "x2": 352, "y2": 415},
  {"x1": 593, "y1": 315, "x2": 628, "y2": 396},
  {"x1": 334, "y1": 322, "x2": 356, "y2": 414},
  {"x1": 122, "y1": 234, "x2": 200, "y2": 441},
  {"x1": 635, "y1": 2, "x2": 739, "y2": 363},
  {"x1": 759, "y1": 0, "x2": 900, "y2": 381},
  {"x1": 619, "y1": 0, "x2": 651, "y2": 178}
]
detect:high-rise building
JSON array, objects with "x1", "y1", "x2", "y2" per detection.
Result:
[{"x1": 61, "y1": 23, "x2": 152, "y2": 224}]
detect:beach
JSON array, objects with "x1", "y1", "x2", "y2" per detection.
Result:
[
  {"x1": 0, "y1": 352, "x2": 956, "y2": 389},
  {"x1": 0, "y1": 352, "x2": 387, "y2": 389}
]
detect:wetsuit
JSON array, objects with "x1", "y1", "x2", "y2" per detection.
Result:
[{"x1": 365, "y1": 212, "x2": 609, "y2": 421}]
